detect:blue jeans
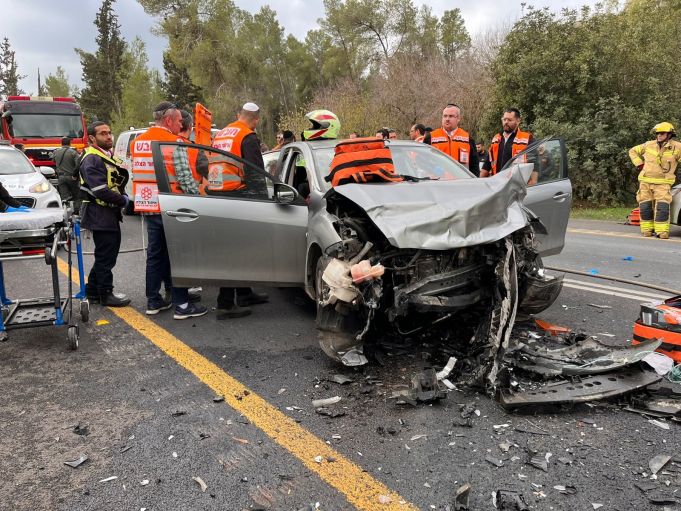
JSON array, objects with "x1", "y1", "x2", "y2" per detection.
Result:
[{"x1": 144, "y1": 215, "x2": 188, "y2": 306}]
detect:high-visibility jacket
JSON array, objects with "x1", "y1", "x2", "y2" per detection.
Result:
[
  {"x1": 79, "y1": 146, "x2": 128, "y2": 208},
  {"x1": 209, "y1": 120, "x2": 250, "y2": 191},
  {"x1": 326, "y1": 137, "x2": 402, "y2": 187},
  {"x1": 131, "y1": 126, "x2": 181, "y2": 212},
  {"x1": 430, "y1": 127, "x2": 471, "y2": 165},
  {"x1": 629, "y1": 139, "x2": 681, "y2": 185},
  {"x1": 488, "y1": 129, "x2": 532, "y2": 175}
]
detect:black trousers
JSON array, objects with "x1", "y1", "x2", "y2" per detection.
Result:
[
  {"x1": 57, "y1": 175, "x2": 81, "y2": 213},
  {"x1": 217, "y1": 287, "x2": 251, "y2": 308},
  {"x1": 86, "y1": 229, "x2": 122, "y2": 296}
]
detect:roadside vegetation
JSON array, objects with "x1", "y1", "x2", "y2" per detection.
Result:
[{"x1": 0, "y1": 0, "x2": 678, "y2": 207}]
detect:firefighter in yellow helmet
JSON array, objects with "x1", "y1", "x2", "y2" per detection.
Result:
[{"x1": 629, "y1": 122, "x2": 681, "y2": 239}]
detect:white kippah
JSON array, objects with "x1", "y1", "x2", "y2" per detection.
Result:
[{"x1": 242, "y1": 102, "x2": 259, "y2": 112}]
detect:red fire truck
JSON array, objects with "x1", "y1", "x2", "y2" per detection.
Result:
[{"x1": 0, "y1": 96, "x2": 87, "y2": 168}]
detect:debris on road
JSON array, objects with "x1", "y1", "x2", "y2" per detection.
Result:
[
  {"x1": 493, "y1": 489, "x2": 529, "y2": 511},
  {"x1": 648, "y1": 419, "x2": 671, "y2": 430},
  {"x1": 588, "y1": 303, "x2": 611, "y2": 309},
  {"x1": 649, "y1": 454, "x2": 671, "y2": 475},
  {"x1": 63, "y1": 454, "x2": 88, "y2": 468},
  {"x1": 486, "y1": 455, "x2": 504, "y2": 467},
  {"x1": 171, "y1": 410, "x2": 187, "y2": 417},
  {"x1": 643, "y1": 352, "x2": 675, "y2": 376},
  {"x1": 328, "y1": 374, "x2": 354, "y2": 385},
  {"x1": 391, "y1": 368, "x2": 447, "y2": 405},
  {"x1": 212, "y1": 396, "x2": 225, "y2": 403},
  {"x1": 192, "y1": 476, "x2": 207, "y2": 492},
  {"x1": 454, "y1": 483, "x2": 471, "y2": 510},
  {"x1": 72, "y1": 423, "x2": 89, "y2": 436},
  {"x1": 312, "y1": 396, "x2": 342, "y2": 408},
  {"x1": 99, "y1": 476, "x2": 118, "y2": 483}
]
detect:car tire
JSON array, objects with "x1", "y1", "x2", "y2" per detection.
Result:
[{"x1": 314, "y1": 256, "x2": 363, "y2": 362}]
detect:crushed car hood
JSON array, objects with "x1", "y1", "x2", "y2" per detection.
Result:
[{"x1": 332, "y1": 164, "x2": 534, "y2": 250}]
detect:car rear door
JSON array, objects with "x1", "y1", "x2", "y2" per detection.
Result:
[
  {"x1": 503, "y1": 137, "x2": 571, "y2": 256},
  {"x1": 151, "y1": 141, "x2": 309, "y2": 288}
]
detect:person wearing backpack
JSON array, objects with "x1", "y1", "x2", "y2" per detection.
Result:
[{"x1": 53, "y1": 137, "x2": 81, "y2": 213}]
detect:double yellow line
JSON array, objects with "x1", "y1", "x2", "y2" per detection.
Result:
[{"x1": 57, "y1": 259, "x2": 416, "y2": 510}]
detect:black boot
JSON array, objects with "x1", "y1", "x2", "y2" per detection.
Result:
[
  {"x1": 100, "y1": 290, "x2": 131, "y2": 307},
  {"x1": 236, "y1": 290, "x2": 269, "y2": 307}
]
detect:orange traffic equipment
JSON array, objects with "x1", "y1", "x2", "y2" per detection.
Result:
[{"x1": 632, "y1": 296, "x2": 681, "y2": 362}]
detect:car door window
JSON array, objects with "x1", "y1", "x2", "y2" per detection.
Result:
[
  {"x1": 153, "y1": 142, "x2": 274, "y2": 201},
  {"x1": 502, "y1": 137, "x2": 567, "y2": 186}
]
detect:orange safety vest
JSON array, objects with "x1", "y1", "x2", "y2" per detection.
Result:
[
  {"x1": 326, "y1": 137, "x2": 403, "y2": 187},
  {"x1": 209, "y1": 120, "x2": 250, "y2": 191},
  {"x1": 488, "y1": 129, "x2": 532, "y2": 175},
  {"x1": 429, "y1": 127, "x2": 471, "y2": 165},
  {"x1": 131, "y1": 126, "x2": 181, "y2": 212}
]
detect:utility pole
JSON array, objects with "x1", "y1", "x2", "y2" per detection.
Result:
[{"x1": 37, "y1": 67, "x2": 41, "y2": 96}]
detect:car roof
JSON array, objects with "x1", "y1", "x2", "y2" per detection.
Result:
[{"x1": 290, "y1": 139, "x2": 426, "y2": 150}]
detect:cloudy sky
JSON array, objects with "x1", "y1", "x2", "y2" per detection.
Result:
[{"x1": 1, "y1": 0, "x2": 601, "y2": 94}]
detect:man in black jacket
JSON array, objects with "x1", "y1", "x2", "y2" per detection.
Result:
[
  {"x1": 53, "y1": 137, "x2": 81, "y2": 213},
  {"x1": 79, "y1": 121, "x2": 130, "y2": 307}
]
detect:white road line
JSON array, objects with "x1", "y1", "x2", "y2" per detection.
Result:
[
  {"x1": 563, "y1": 278, "x2": 667, "y2": 300},
  {"x1": 563, "y1": 282, "x2": 665, "y2": 302}
]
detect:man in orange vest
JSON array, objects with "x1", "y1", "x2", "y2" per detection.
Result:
[
  {"x1": 429, "y1": 104, "x2": 479, "y2": 176},
  {"x1": 131, "y1": 101, "x2": 208, "y2": 320},
  {"x1": 481, "y1": 108, "x2": 534, "y2": 178},
  {"x1": 212, "y1": 102, "x2": 269, "y2": 319}
]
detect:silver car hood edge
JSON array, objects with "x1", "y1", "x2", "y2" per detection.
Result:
[{"x1": 332, "y1": 164, "x2": 534, "y2": 250}]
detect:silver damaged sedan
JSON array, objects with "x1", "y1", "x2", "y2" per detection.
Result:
[{"x1": 150, "y1": 138, "x2": 572, "y2": 389}]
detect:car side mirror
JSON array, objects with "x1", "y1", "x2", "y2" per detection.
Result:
[
  {"x1": 274, "y1": 183, "x2": 298, "y2": 205},
  {"x1": 38, "y1": 166, "x2": 56, "y2": 177}
]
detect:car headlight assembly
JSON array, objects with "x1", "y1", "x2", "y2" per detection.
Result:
[{"x1": 29, "y1": 181, "x2": 51, "y2": 193}]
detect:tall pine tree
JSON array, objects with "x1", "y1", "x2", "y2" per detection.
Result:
[
  {"x1": 162, "y1": 52, "x2": 204, "y2": 110},
  {"x1": 75, "y1": 0, "x2": 127, "y2": 121},
  {"x1": 0, "y1": 38, "x2": 25, "y2": 95}
]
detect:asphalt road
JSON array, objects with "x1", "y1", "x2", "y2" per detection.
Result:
[{"x1": 0, "y1": 217, "x2": 679, "y2": 511}]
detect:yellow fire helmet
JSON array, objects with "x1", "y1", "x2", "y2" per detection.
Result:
[{"x1": 653, "y1": 122, "x2": 676, "y2": 135}]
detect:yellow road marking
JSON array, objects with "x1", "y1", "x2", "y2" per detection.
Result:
[
  {"x1": 568, "y1": 227, "x2": 681, "y2": 243},
  {"x1": 57, "y1": 258, "x2": 416, "y2": 510}
]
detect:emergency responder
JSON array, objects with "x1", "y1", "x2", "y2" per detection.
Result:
[
  {"x1": 132, "y1": 101, "x2": 208, "y2": 319},
  {"x1": 178, "y1": 109, "x2": 209, "y2": 184},
  {"x1": 481, "y1": 108, "x2": 533, "y2": 178},
  {"x1": 79, "y1": 121, "x2": 130, "y2": 307},
  {"x1": 429, "y1": 104, "x2": 479, "y2": 176},
  {"x1": 629, "y1": 122, "x2": 681, "y2": 239},
  {"x1": 410, "y1": 124, "x2": 426, "y2": 142},
  {"x1": 212, "y1": 102, "x2": 269, "y2": 319},
  {"x1": 53, "y1": 137, "x2": 81, "y2": 213}
]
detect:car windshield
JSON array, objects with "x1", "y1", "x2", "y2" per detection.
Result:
[
  {"x1": 313, "y1": 143, "x2": 472, "y2": 189},
  {"x1": 0, "y1": 149, "x2": 34, "y2": 175},
  {"x1": 8, "y1": 113, "x2": 84, "y2": 138}
]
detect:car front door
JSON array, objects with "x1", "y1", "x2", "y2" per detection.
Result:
[
  {"x1": 151, "y1": 141, "x2": 309, "y2": 288},
  {"x1": 503, "y1": 137, "x2": 572, "y2": 256}
]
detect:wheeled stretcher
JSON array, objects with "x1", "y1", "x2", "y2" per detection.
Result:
[{"x1": 0, "y1": 209, "x2": 88, "y2": 349}]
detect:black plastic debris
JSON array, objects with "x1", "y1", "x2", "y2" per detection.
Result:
[
  {"x1": 509, "y1": 331, "x2": 661, "y2": 378},
  {"x1": 72, "y1": 423, "x2": 89, "y2": 436},
  {"x1": 171, "y1": 410, "x2": 187, "y2": 417},
  {"x1": 499, "y1": 368, "x2": 661, "y2": 408},
  {"x1": 391, "y1": 369, "x2": 447, "y2": 405},
  {"x1": 64, "y1": 454, "x2": 88, "y2": 468},
  {"x1": 635, "y1": 481, "x2": 660, "y2": 493},
  {"x1": 513, "y1": 423, "x2": 549, "y2": 436},
  {"x1": 494, "y1": 490, "x2": 529, "y2": 511},
  {"x1": 315, "y1": 407, "x2": 346, "y2": 418},
  {"x1": 454, "y1": 483, "x2": 471, "y2": 510},
  {"x1": 212, "y1": 396, "x2": 225, "y2": 403}
]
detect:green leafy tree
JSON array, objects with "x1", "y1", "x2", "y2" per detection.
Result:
[
  {"x1": 75, "y1": 0, "x2": 127, "y2": 122},
  {"x1": 439, "y1": 9, "x2": 471, "y2": 61},
  {"x1": 162, "y1": 52, "x2": 204, "y2": 110},
  {"x1": 111, "y1": 37, "x2": 163, "y2": 133},
  {"x1": 44, "y1": 66, "x2": 71, "y2": 97},
  {"x1": 0, "y1": 37, "x2": 25, "y2": 95}
]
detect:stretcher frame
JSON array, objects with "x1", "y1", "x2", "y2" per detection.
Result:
[{"x1": 0, "y1": 213, "x2": 88, "y2": 349}]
